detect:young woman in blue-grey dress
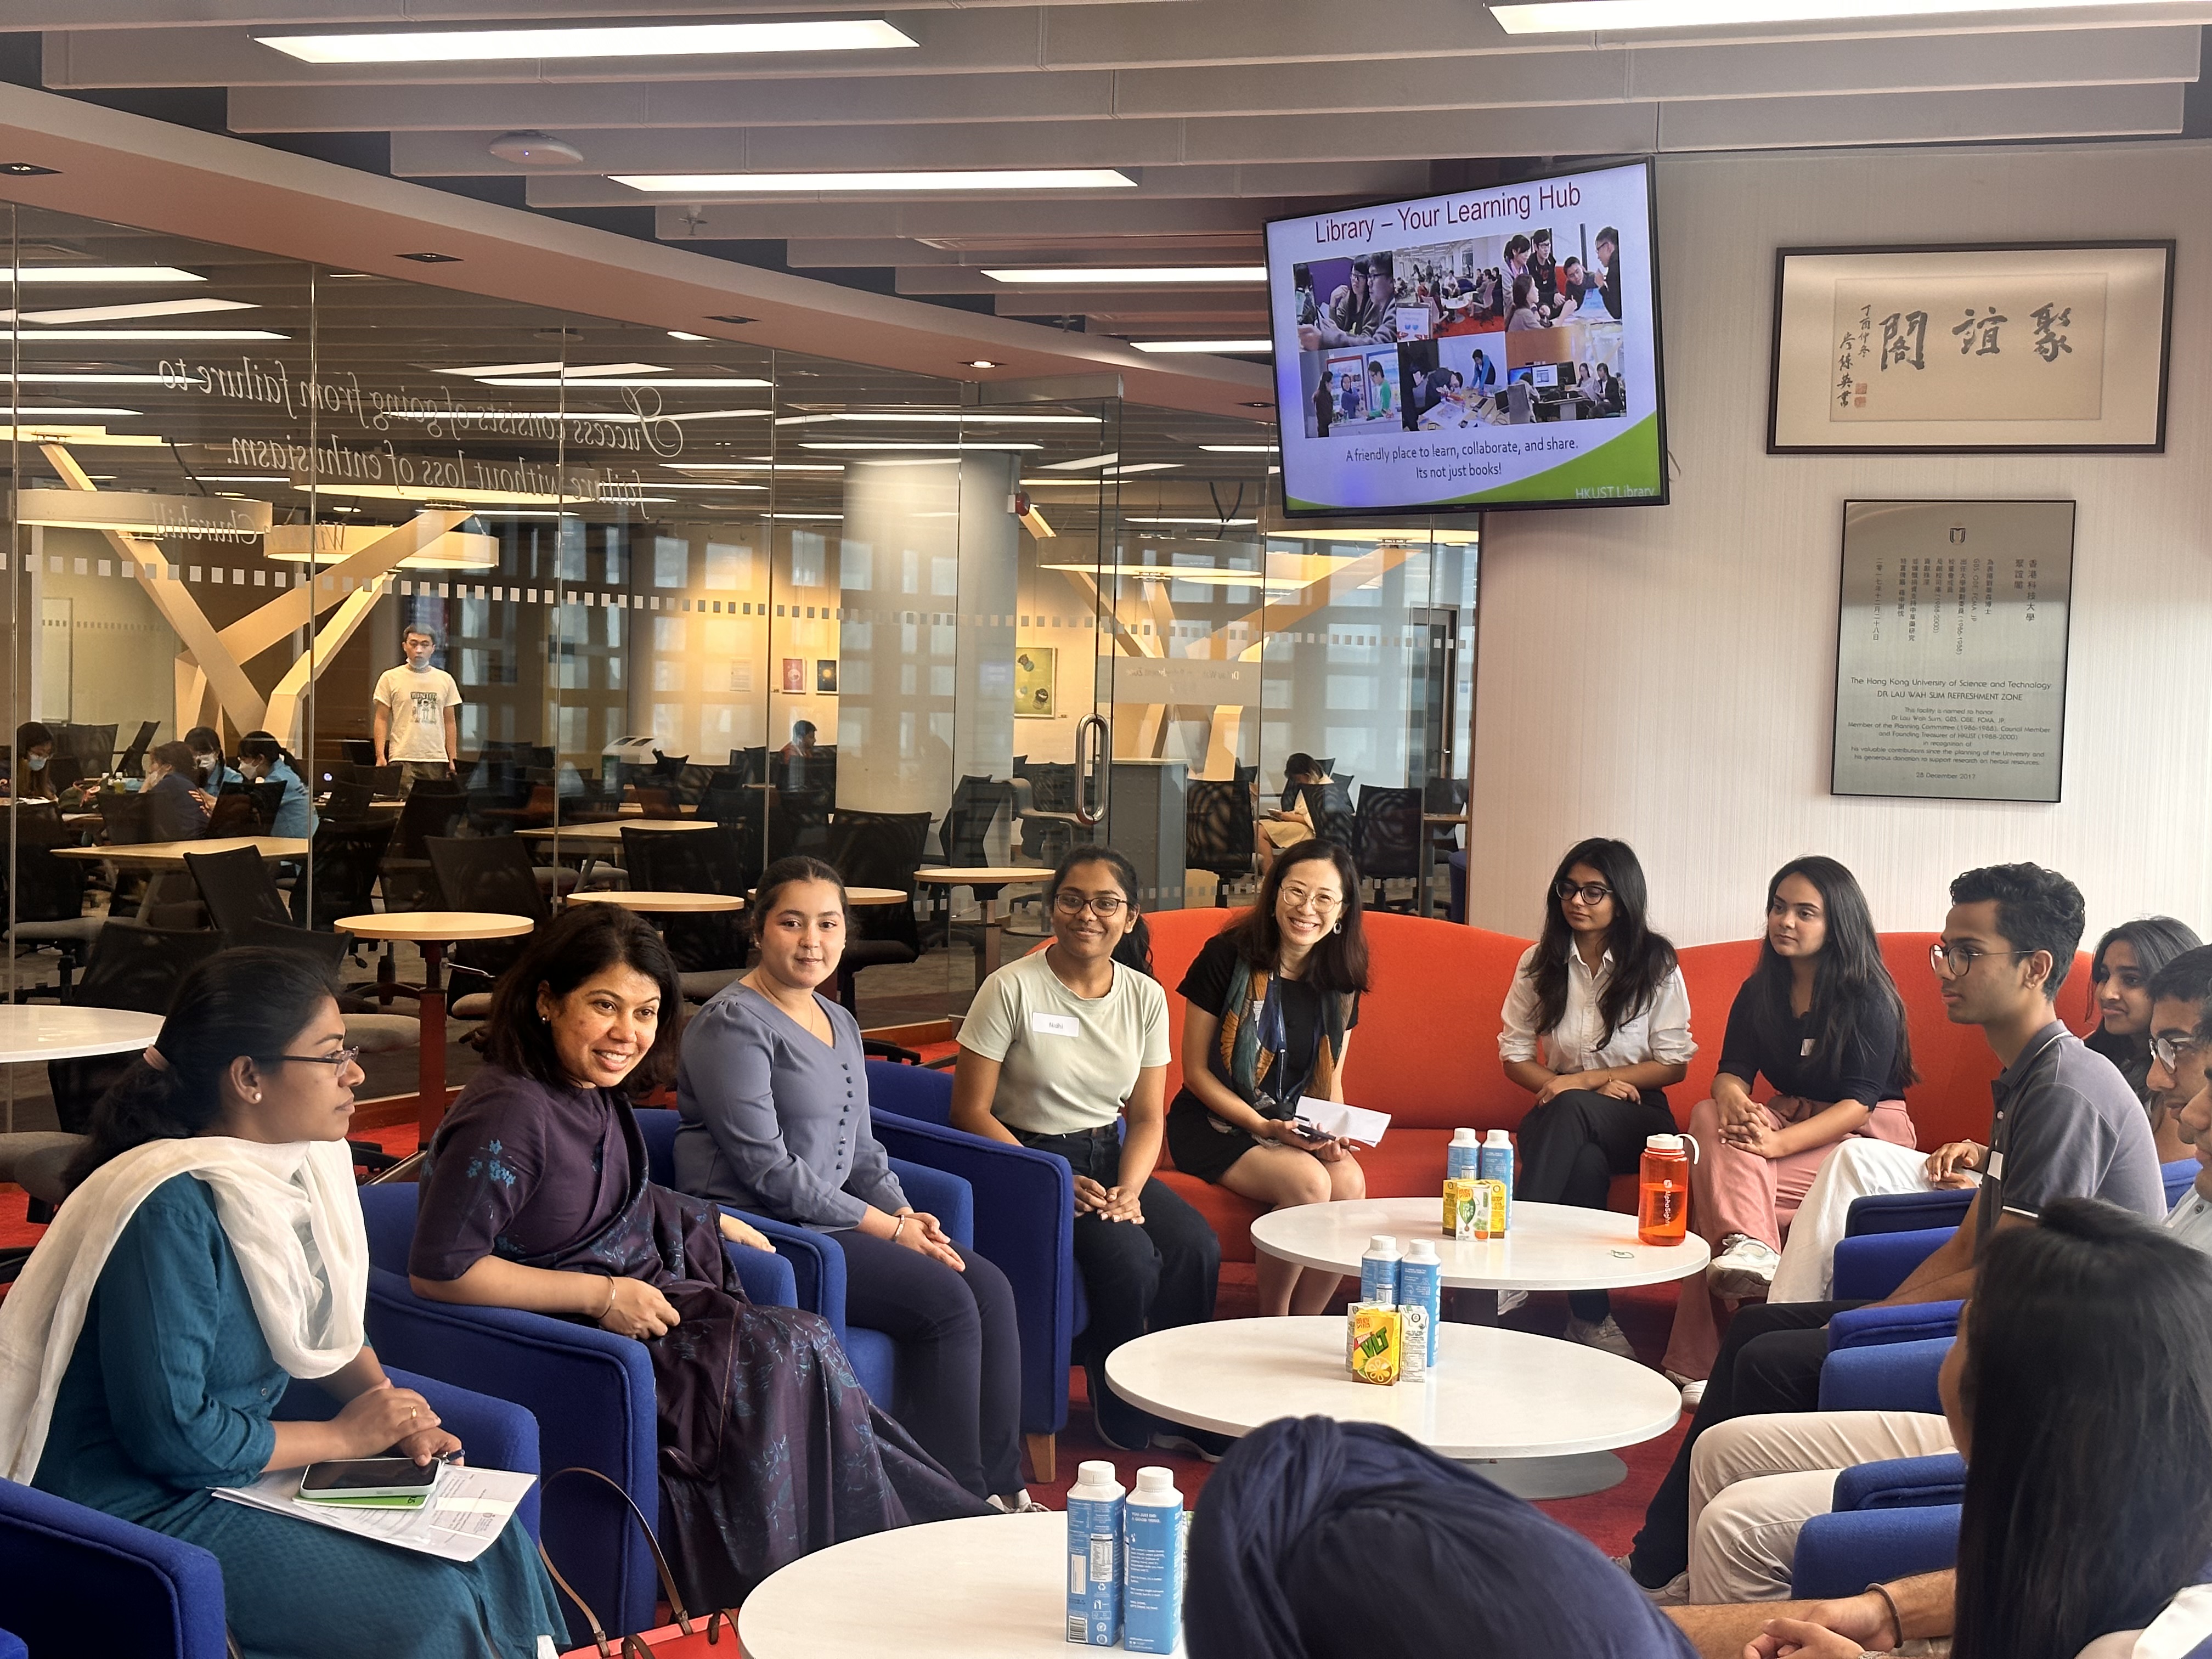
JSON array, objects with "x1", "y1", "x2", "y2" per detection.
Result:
[{"x1": 0, "y1": 949, "x2": 565, "y2": 1659}]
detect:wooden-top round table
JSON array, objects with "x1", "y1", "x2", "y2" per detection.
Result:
[
  {"x1": 337, "y1": 911, "x2": 534, "y2": 1135},
  {"x1": 911, "y1": 866, "x2": 1046, "y2": 976},
  {"x1": 0, "y1": 1004, "x2": 163, "y2": 1064},
  {"x1": 1107, "y1": 1314, "x2": 1685, "y2": 1500},
  {"x1": 845, "y1": 886, "x2": 906, "y2": 907},
  {"x1": 741, "y1": 1513, "x2": 1071, "y2": 1659},
  {"x1": 565, "y1": 890, "x2": 742, "y2": 913}
]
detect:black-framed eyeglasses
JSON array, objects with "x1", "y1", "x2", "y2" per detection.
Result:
[
  {"x1": 266, "y1": 1047, "x2": 362, "y2": 1071},
  {"x1": 1928, "y1": 943, "x2": 2033, "y2": 977},
  {"x1": 1555, "y1": 879, "x2": 1612, "y2": 906},
  {"x1": 2153, "y1": 1034, "x2": 2205, "y2": 1070},
  {"x1": 1052, "y1": 892, "x2": 1127, "y2": 918}
]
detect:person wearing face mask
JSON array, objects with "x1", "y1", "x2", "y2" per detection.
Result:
[
  {"x1": 139, "y1": 741, "x2": 210, "y2": 842},
  {"x1": 672, "y1": 857, "x2": 1033, "y2": 1515},
  {"x1": 235, "y1": 732, "x2": 316, "y2": 841},
  {"x1": 0, "y1": 950, "x2": 568, "y2": 1658},
  {"x1": 371, "y1": 625, "x2": 461, "y2": 796},
  {"x1": 1167, "y1": 840, "x2": 1370, "y2": 1319},
  {"x1": 183, "y1": 725, "x2": 242, "y2": 793},
  {"x1": 410, "y1": 905, "x2": 988, "y2": 1607},
  {"x1": 13, "y1": 720, "x2": 57, "y2": 799}
]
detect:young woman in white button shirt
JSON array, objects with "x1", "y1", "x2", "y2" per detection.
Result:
[{"x1": 1499, "y1": 837, "x2": 1695, "y2": 1357}]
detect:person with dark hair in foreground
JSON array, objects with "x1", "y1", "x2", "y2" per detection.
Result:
[
  {"x1": 410, "y1": 903, "x2": 989, "y2": 1606},
  {"x1": 1623, "y1": 862, "x2": 2168, "y2": 1600},
  {"x1": 1502, "y1": 837, "x2": 1694, "y2": 1357},
  {"x1": 1, "y1": 949, "x2": 566, "y2": 1658},
  {"x1": 951, "y1": 847, "x2": 1221, "y2": 1457},
  {"x1": 1167, "y1": 839, "x2": 1370, "y2": 1318},
  {"x1": 1186, "y1": 1416, "x2": 1697, "y2": 1659},
  {"x1": 1668, "y1": 1200, "x2": 2212, "y2": 1659},
  {"x1": 672, "y1": 857, "x2": 1030, "y2": 1514}
]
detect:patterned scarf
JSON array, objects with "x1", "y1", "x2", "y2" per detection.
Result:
[{"x1": 1216, "y1": 957, "x2": 1348, "y2": 1115}]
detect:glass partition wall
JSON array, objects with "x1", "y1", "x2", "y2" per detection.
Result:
[{"x1": 0, "y1": 201, "x2": 1475, "y2": 1138}]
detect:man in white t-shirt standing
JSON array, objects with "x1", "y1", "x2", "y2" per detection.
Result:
[{"x1": 372, "y1": 624, "x2": 461, "y2": 794}]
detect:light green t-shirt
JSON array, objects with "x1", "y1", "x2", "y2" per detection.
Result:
[{"x1": 957, "y1": 950, "x2": 1173, "y2": 1136}]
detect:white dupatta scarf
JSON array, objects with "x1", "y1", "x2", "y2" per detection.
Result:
[{"x1": 0, "y1": 1135, "x2": 367, "y2": 1483}]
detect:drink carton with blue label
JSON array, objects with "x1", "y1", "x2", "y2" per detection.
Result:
[
  {"x1": 1123, "y1": 1466, "x2": 1187, "y2": 1653},
  {"x1": 1065, "y1": 1460, "x2": 1124, "y2": 1645}
]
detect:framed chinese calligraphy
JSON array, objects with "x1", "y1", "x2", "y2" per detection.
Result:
[
  {"x1": 1832, "y1": 499, "x2": 2074, "y2": 804},
  {"x1": 1770, "y1": 243, "x2": 2172, "y2": 453}
]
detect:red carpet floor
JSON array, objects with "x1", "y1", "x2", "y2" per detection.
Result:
[{"x1": 1, "y1": 1127, "x2": 1689, "y2": 1556}]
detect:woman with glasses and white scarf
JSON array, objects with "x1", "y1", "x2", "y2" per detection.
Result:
[{"x1": 0, "y1": 949, "x2": 565, "y2": 1659}]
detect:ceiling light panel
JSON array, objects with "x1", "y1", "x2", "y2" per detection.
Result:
[
  {"x1": 481, "y1": 377, "x2": 772, "y2": 390},
  {"x1": 3, "y1": 298, "x2": 256, "y2": 326},
  {"x1": 1489, "y1": 0, "x2": 2186, "y2": 27},
  {"x1": 612, "y1": 170, "x2": 1136, "y2": 194},
  {"x1": 5, "y1": 267, "x2": 202, "y2": 284},
  {"x1": 800, "y1": 442, "x2": 1042, "y2": 451},
  {"x1": 257, "y1": 20, "x2": 919, "y2": 65},
  {"x1": 773, "y1": 412, "x2": 1100, "y2": 426},
  {"x1": 984, "y1": 267, "x2": 1267, "y2": 285},
  {"x1": 1129, "y1": 340, "x2": 1271, "y2": 354},
  {"x1": 8, "y1": 329, "x2": 288, "y2": 341}
]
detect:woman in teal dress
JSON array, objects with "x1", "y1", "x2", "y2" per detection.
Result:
[{"x1": 0, "y1": 949, "x2": 565, "y2": 1659}]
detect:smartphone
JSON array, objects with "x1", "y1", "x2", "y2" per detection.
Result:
[{"x1": 300, "y1": 1457, "x2": 440, "y2": 1502}]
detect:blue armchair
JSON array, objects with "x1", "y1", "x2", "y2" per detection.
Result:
[
  {"x1": 628, "y1": 1107, "x2": 975, "y2": 1419},
  {"x1": 357, "y1": 1180, "x2": 797, "y2": 1644},
  {"x1": 862, "y1": 1058, "x2": 1084, "y2": 1484},
  {"x1": 0, "y1": 1368, "x2": 525, "y2": 1659},
  {"x1": 1792, "y1": 1454, "x2": 1966, "y2": 1598},
  {"x1": 0, "y1": 1626, "x2": 24, "y2": 1659}
]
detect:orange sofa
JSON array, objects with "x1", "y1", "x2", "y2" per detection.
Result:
[{"x1": 1148, "y1": 907, "x2": 2098, "y2": 1263}]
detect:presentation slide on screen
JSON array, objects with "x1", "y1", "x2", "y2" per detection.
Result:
[{"x1": 1267, "y1": 161, "x2": 1666, "y2": 515}]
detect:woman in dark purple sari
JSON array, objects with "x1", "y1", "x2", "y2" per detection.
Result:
[{"x1": 408, "y1": 904, "x2": 987, "y2": 1606}]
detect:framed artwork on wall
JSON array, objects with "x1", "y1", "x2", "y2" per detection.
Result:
[
  {"x1": 814, "y1": 659, "x2": 838, "y2": 694},
  {"x1": 1769, "y1": 242, "x2": 2173, "y2": 453},
  {"x1": 780, "y1": 657, "x2": 805, "y2": 693},
  {"x1": 1014, "y1": 646, "x2": 1056, "y2": 719}
]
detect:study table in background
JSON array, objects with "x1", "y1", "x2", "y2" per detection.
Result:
[{"x1": 337, "y1": 910, "x2": 533, "y2": 1137}]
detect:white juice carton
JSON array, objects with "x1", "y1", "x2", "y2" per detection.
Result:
[
  {"x1": 1122, "y1": 1466, "x2": 1187, "y2": 1654},
  {"x1": 1065, "y1": 1460, "x2": 1125, "y2": 1645},
  {"x1": 1400, "y1": 1238, "x2": 1443, "y2": 1380}
]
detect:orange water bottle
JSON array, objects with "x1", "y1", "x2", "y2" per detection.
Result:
[{"x1": 1638, "y1": 1133, "x2": 1696, "y2": 1246}]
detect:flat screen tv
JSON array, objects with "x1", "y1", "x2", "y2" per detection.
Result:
[{"x1": 1266, "y1": 159, "x2": 1667, "y2": 516}]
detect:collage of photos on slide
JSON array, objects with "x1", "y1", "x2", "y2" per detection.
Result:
[{"x1": 1292, "y1": 222, "x2": 1629, "y2": 439}]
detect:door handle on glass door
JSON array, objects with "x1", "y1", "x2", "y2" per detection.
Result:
[{"x1": 1074, "y1": 713, "x2": 1108, "y2": 826}]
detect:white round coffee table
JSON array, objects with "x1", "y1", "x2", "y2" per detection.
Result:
[
  {"x1": 1250, "y1": 1197, "x2": 1710, "y2": 1294},
  {"x1": 741, "y1": 1512, "x2": 1071, "y2": 1658},
  {"x1": 0, "y1": 1005, "x2": 163, "y2": 1064},
  {"x1": 1105, "y1": 1316, "x2": 1683, "y2": 1500}
]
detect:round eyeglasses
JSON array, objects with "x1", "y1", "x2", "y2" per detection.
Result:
[{"x1": 1555, "y1": 880, "x2": 1613, "y2": 906}]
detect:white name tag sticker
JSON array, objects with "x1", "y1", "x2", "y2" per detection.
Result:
[
  {"x1": 1030, "y1": 1011, "x2": 1080, "y2": 1037},
  {"x1": 1801, "y1": 1037, "x2": 1815, "y2": 1057},
  {"x1": 1985, "y1": 1150, "x2": 2005, "y2": 1181}
]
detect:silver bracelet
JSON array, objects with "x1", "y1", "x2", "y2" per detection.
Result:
[{"x1": 890, "y1": 1214, "x2": 909, "y2": 1243}]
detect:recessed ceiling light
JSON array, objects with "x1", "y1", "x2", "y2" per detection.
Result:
[
  {"x1": 649, "y1": 482, "x2": 770, "y2": 490},
  {"x1": 1041, "y1": 453, "x2": 1120, "y2": 471},
  {"x1": 799, "y1": 442, "x2": 1041, "y2": 452},
  {"x1": 1491, "y1": 0, "x2": 2186, "y2": 27},
  {"x1": 1199, "y1": 444, "x2": 1280, "y2": 453},
  {"x1": 1240, "y1": 400, "x2": 1273, "y2": 409},
  {"x1": 984, "y1": 267, "x2": 1266, "y2": 285},
  {"x1": 613, "y1": 170, "x2": 1135, "y2": 195},
  {"x1": 435, "y1": 360, "x2": 566, "y2": 377},
  {"x1": 1124, "y1": 516, "x2": 1260, "y2": 527},
  {"x1": 7, "y1": 329, "x2": 288, "y2": 341},
  {"x1": 964, "y1": 359, "x2": 1001, "y2": 369},
  {"x1": 482, "y1": 376, "x2": 772, "y2": 390},
  {"x1": 0, "y1": 163, "x2": 57, "y2": 177},
  {"x1": 3, "y1": 297, "x2": 256, "y2": 326},
  {"x1": 0, "y1": 405, "x2": 142, "y2": 417},
  {"x1": 1129, "y1": 340, "x2": 1271, "y2": 354},
  {"x1": 257, "y1": 20, "x2": 918, "y2": 64},
  {"x1": 383, "y1": 407, "x2": 771, "y2": 424},
  {"x1": 668, "y1": 462, "x2": 843, "y2": 473},
  {"x1": 668, "y1": 330, "x2": 710, "y2": 341},
  {"x1": 324, "y1": 272, "x2": 377, "y2": 280},
  {"x1": 767, "y1": 513, "x2": 845, "y2": 521},
  {"x1": 5, "y1": 266, "x2": 202, "y2": 284},
  {"x1": 488, "y1": 131, "x2": 584, "y2": 166},
  {"x1": 397, "y1": 251, "x2": 461, "y2": 264},
  {"x1": 775, "y1": 412, "x2": 1099, "y2": 427}
]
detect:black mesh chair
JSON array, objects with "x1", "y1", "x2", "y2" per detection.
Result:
[
  {"x1": 1353, "y1": 785, "x2": 1423, "y2": 911},
  {"x1": 112, "y1": 719, "x2": 160, "y2": 779},
  {"x1": 1294, "y1": 780, "x2": 1357, "y2": 849},
  {"x1": 204, "y1": 790, "x2": 261, "y2": 839},
  {"x1": 425, "y1": 834, "x2": 551, "y2": 1007},
  {"x1": 292, "y1": 818, "x2": 395, "y2": 933},
  {"x1": 4, "y1": 809, "x2": 103, "y2": 995},
  {"x1": 380, "y1": 783, "x2": 467, "y2": 911},
  {"x1": 619, "y1": 826, "x2": 751, "y2": 1001},
  {"x1": 822, "y1": 810, "x2": 929, "y2": 1029},
  {"x1": 46, "y1": 921, "x2": 224, "y2": 1133},
  {"x1": 184, "y1": 845, "x2": 292, "y2": 940},
  {"x1": 94, "y1": 791, "x2": 156, "y2": 847},
  {"x1": 1186, "y1": 779, "x2": 1256, "y2": 905},
  {"x1": 934, "y1": 777, "x2": 1013, "y2": 867},
  {"x1": 324, "y1": 780, "x2": 374, "y2": 822}
]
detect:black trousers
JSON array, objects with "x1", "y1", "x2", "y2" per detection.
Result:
[
  {"x1": 1513, "y1": 1087, "x2": 1676, "y2": 1321},
  {"x1": 1018, "y1": 1125, "x2": 1222, "y2": 1442},
  {"x1": 1626, "y1": 1297, "x2": 1863, "y2": 1585},
  {"x1": 831, "y1": 1228, "x2": 1024, "y2": 1500}
]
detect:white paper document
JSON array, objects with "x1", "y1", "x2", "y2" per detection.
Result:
[
  {"x1": 1294, "y1": 1096, "x2": 1390, "y2": 1146},
  {"x1": 212, "y1": 1464, "x2": 535, "y2": 1562}
]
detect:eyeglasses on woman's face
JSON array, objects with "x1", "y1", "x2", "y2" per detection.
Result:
[
  {"x1": 1052, "y1": 891, "x2": 1127, "y2": 918},
  {"x1": 1279, "y1": 883, "x2": 1342, "y2": 916},
  {"x1": 1555, "y1": 879, "x2": 1612, "y2": 906},
  {"x1": 266, "y1": 1047, "x2": 363, "y2": 1073}
]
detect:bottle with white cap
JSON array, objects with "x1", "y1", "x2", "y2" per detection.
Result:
[
  {"x1": 1122, "y1": 1465, "x2": 1187, "y2": 1653},
  {"x1": 1065, "y1": 1460, "x2": 1125, "y2": 1645},
  {"x1": 1398, "y1": 1238, "x2": 1442, "y2": 1379},
  {"x1": 1447, "y1": 1126, "x2": 1483, "y2": 1182},
  {"x1": 1479, "y1": 1128, "x2": 1515, "y2": 1232},
  {"x1": 1638, "y1": 1132, "x2": 1697, "y2": 1246},
  {"x1": 1359, "y1": 1234, "x2": 1402, "y2": 1307}
]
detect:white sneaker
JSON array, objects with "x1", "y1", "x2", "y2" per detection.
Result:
[
  {"x1": 1496, "y1": 1289, "x2": 1530, "y2": 1317},
  {"x1": 1707, "y1": 1235, "x2": 1781, "y2": 1301},
  {"x1": 989, "y1": 1490, "x2": 1051, "y2": 1514},
  {"x1": 1664, "y1": 1369, "x2": 1707, "y2": 1409},
  {"x1": 1612, "y1": 1554, "x2": 1690, "y2": 1605},
  {"x1": 1564, "y1": 1314, "x2": 1638, "y2": 1361}
]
